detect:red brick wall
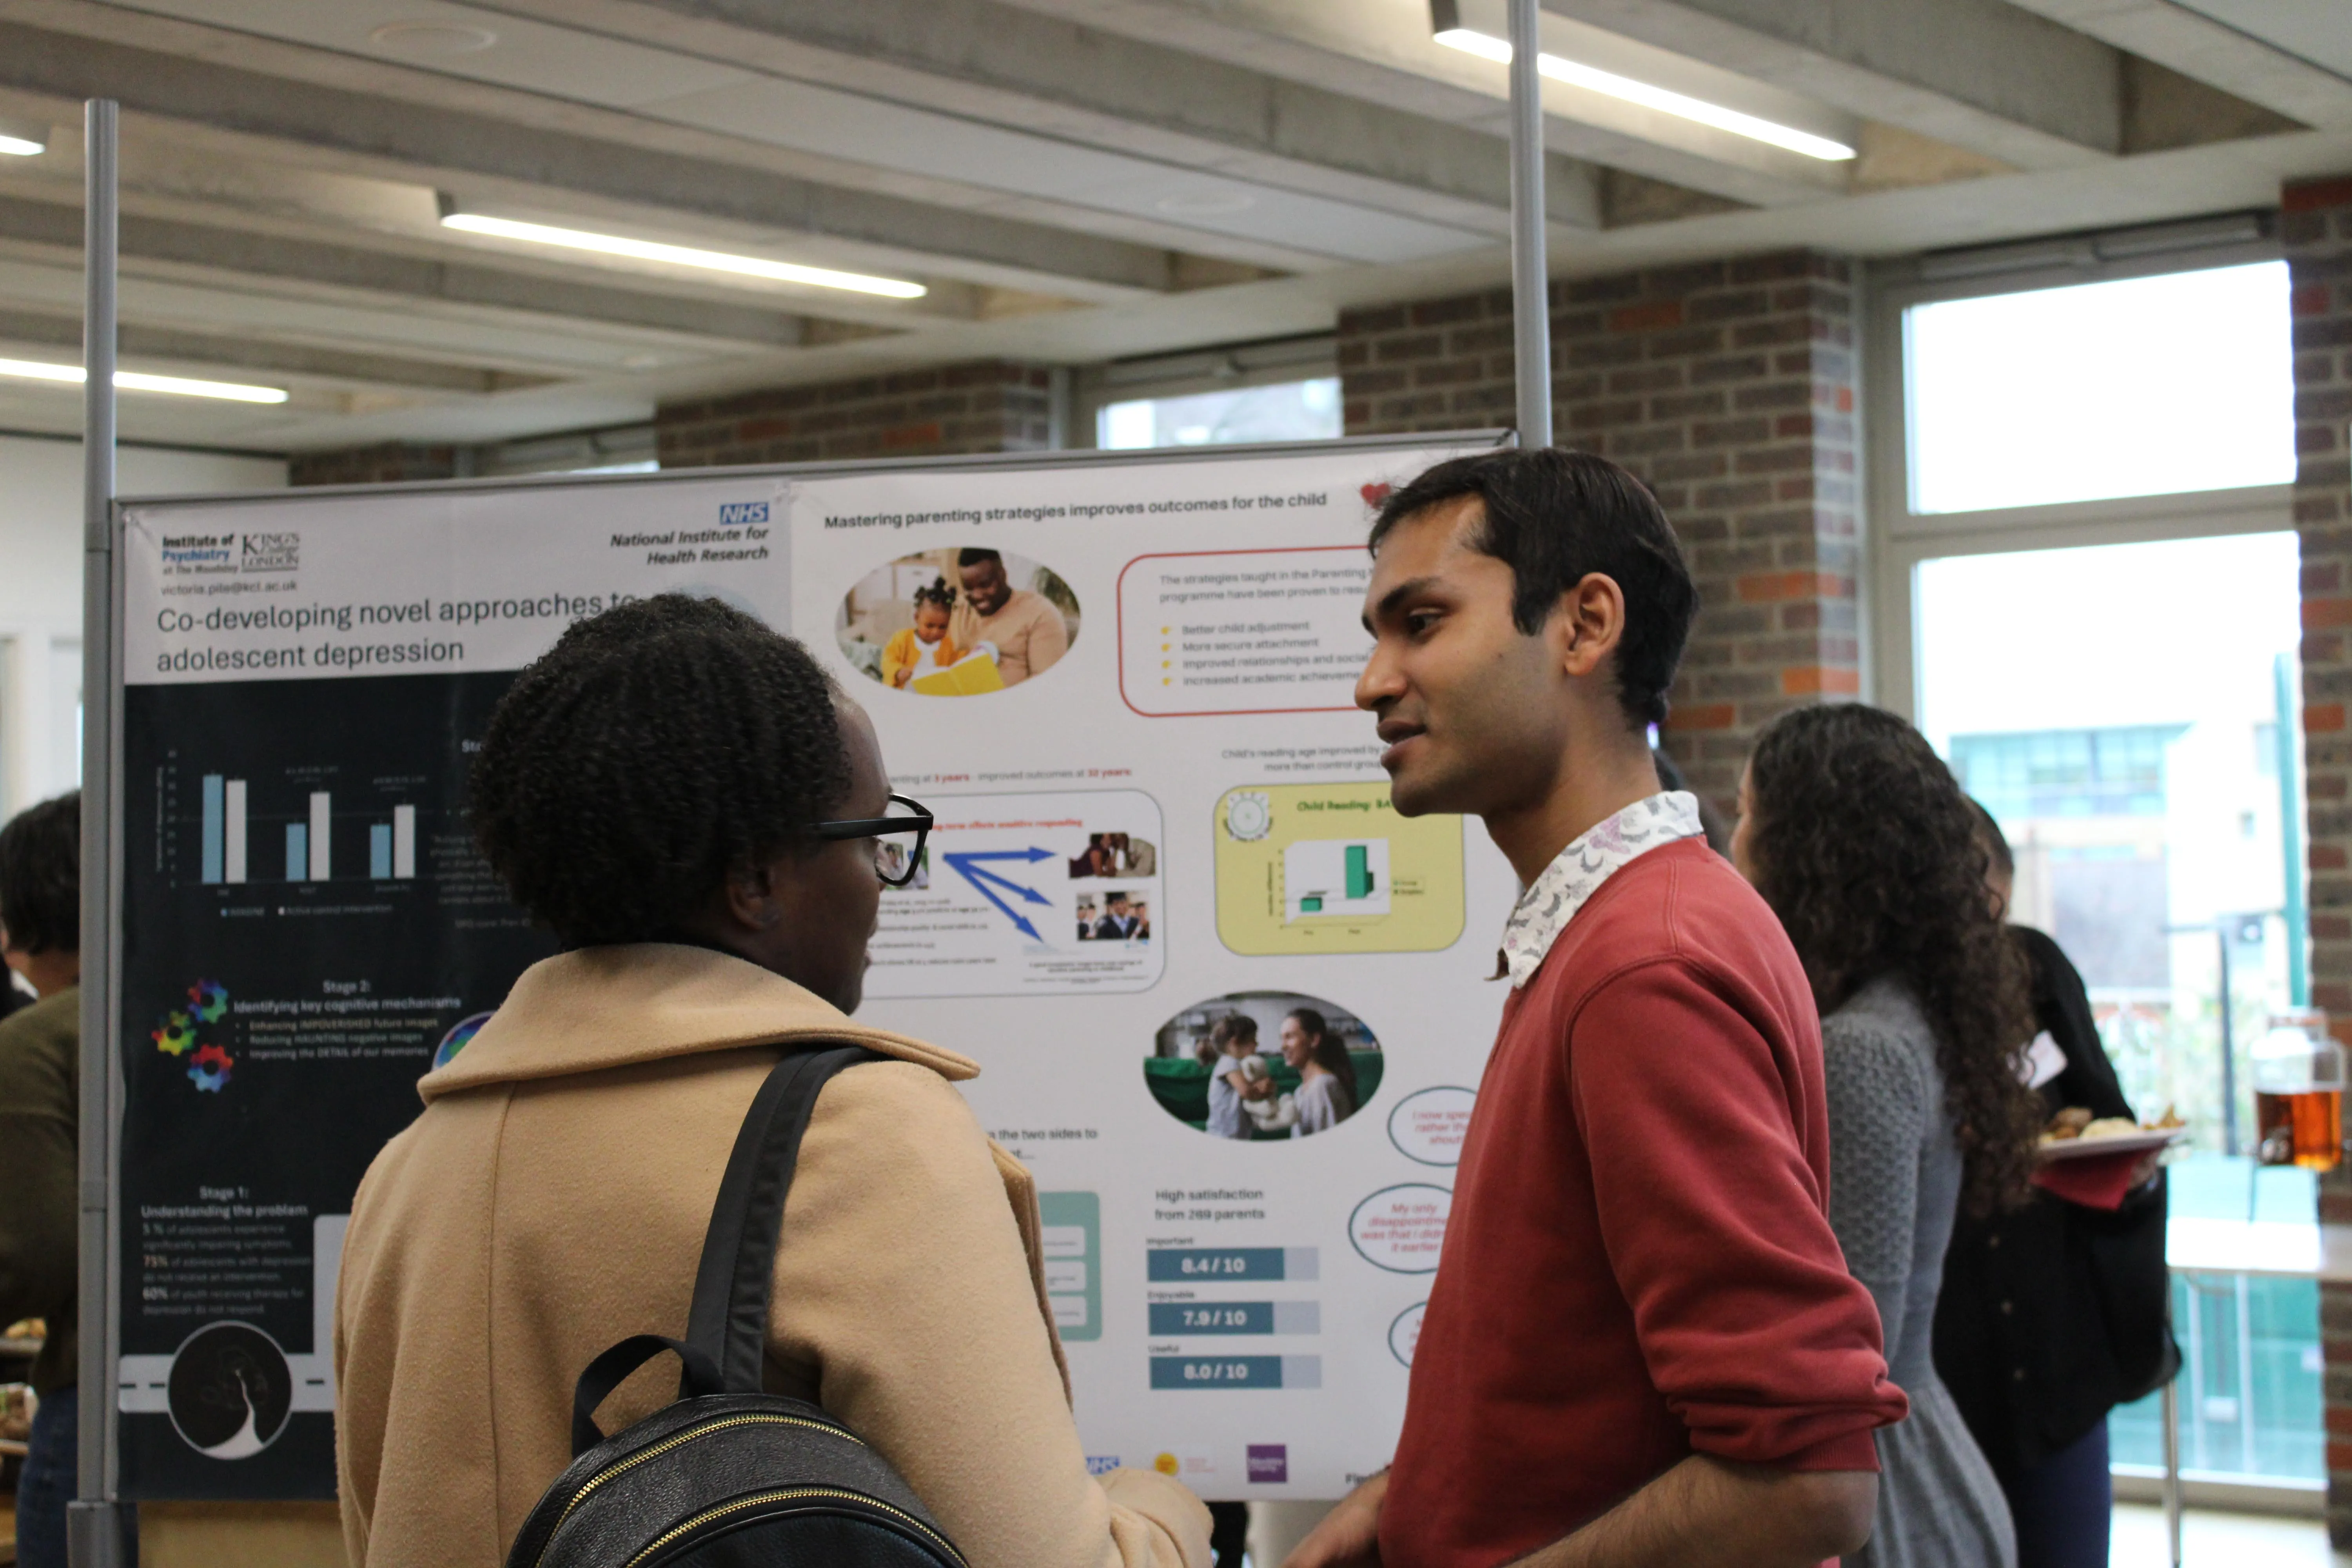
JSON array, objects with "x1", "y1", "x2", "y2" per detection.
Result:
[
  {"x1": 2286, "y1": 172, "x2": 2352, "y2": 1545},
  {"x1": 657, "y1": 361, "x2": 1053, "y2": 468},
  {"x1": 1337, "y1": 253, "x2": 1860, "y2": 812},
  {"x1": 288, "y1": 442, "x2": 463, "y2": 487}
]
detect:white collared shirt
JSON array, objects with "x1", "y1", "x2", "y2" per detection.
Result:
[{"x1": 1500, "y1": 791, "x2": 1706, "y2": 989}]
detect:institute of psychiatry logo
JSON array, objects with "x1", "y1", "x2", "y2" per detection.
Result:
[{"x1": 151, "y1": 978, "x2": 234, "y2": 1092}]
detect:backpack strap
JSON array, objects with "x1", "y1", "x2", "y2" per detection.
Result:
[
  {"x1": 683, "y1": 1044, "x2": 878, "y2": 1395},
  {"x1": 572, "y1": 1335, "x2": 722, "y2": 1456}
]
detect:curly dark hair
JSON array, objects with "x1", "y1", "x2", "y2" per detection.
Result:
[
  {"x1": 1744, "y1": 705, "x2": 2040, "y2": 1216},
  {"x1": 469, "y1": 594, "x2": 852, "y2": 948},
  {"x1": 0, "y1": 791, "x2": 78, "y2": 955},
  {"x1": 912, "y1": 579, "x2": 957, "y2": 613}
]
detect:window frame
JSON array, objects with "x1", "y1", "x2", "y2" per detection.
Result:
[
  {"x1": 1863, "y1": 225, "x2": 2292, "y2": 722},
  {"x1": 1071, "y1": 334, "x2": 1339, "y2": 451}
]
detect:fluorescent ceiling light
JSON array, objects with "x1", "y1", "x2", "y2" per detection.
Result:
[
  {"x1": 1435, "y1": 28, "x2": 1856, "y2": 162},
  {"x1": 439, "y1": 212, "x2": 927, "y2": 299},
  {"x1": 0, "y1": 358, "x2": 290, "y2": 404},
  {"x1": 0, "y1": 135, "x2": 43, "y2": 158}
]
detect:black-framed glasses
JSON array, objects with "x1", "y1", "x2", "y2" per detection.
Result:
[{"x1": 813, "y1": 793, "x2": 933, "y2": 887}]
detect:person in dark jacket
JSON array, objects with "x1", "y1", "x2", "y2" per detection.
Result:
[
  {"x1": 1932, "y1": 801, "x2": 2175, "y2": 1568},
  {"x1": 0, "y1": 792, "x2": 105, "y2": 1568}
]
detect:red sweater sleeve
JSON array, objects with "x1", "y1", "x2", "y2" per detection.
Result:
[{"x1": 1570, "y1": 958, "x2": 1907, "y2": 1469}]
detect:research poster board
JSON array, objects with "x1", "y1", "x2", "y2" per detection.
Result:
[
  {"x1": 791, "y1": 441, "x2": 1517, "y2": 1498},
  {"x1": 108, "y1": 434, "x2": 1515, "y2": 1502}
]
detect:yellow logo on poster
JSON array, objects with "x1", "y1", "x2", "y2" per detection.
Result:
[
  {"x1": 1154, "y1": 1452, "x2": 1181, "y2": 1476},
  {"x1": 1213, "y1": 782, "x2": 1465, "y2": 956}
]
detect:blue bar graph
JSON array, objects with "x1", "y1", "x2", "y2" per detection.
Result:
[
  {"x1": 200, "y1": 775, "x2": 224, "y2": 885},
  {"x1": 286, "y1": 823, "x2": 307, "y2": 882},
  {"x1": 370, "y1": 824, "x2": 392, "y2": 879}
]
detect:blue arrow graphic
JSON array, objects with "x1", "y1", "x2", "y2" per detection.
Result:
[{"x1": 944, "y1": 849, "x2": 1055, "y2": 941}]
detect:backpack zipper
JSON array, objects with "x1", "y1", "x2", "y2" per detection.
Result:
[
  {"x1": 537, "y1": 1413, "x2": 862, "y2": 1565},
  {"x1": 623, "y1": 1486, "x2": 964, "y2": 1568}
]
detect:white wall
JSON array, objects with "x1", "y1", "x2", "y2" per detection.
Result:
[{"x1": 0, "y1": 434, "x2": 286, "y2": 817}]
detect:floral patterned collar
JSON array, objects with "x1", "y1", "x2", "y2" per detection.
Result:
[{"x1": 1500, "y1": 791, "x2": 1705, "y2": 989}]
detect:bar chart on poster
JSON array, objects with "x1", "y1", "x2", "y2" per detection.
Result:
[{"x1": 179, "y1": 767, "x2": 422, "y2": 888}]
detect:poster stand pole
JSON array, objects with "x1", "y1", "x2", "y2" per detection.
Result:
[
  {"x1": 1506, "y1": 0, "x2": 1551, "y2": 448},
  {"x1": 69, "y1": 95, "x2": 135, "y2": 1568}
]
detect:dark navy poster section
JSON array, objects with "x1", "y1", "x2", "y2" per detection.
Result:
[{"x1": 116, "y1": 671, "x2": 555, "y2": 1497}]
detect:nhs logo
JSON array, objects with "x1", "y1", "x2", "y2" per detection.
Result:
[{"x1": 719, "y1": 501, "x2": 768, "y2": 526}]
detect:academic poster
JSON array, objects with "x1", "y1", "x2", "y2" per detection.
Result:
[
  {"x1": 114, "y1": 472, "x2": 797, "y2": 1496},
  {"x1": 109, "y1": 437, "x2": 1514, "y2": 1503},
  {"x1": 788, "y1": 440, "x2": 1517, "y2": 1499}
]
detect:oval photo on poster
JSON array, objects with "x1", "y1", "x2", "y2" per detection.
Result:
[
  {"x1": 836, "y1": 547, "x2": 1080, "y2": 696},
  {"x1": 1144, "y1": 990, "x2": 1384, "y2": 1142}
]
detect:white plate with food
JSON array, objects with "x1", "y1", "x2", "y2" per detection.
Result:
[{"x1": 2036, "y1": 1126, "x2": 2191, "y2": 1162}]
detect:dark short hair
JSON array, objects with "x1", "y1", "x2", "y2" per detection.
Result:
[
  {"x1": 1369, "y1": 448, "x2": 1697, "y2": 728},
  {"x1": 957, "y1": 548, "x2": 1002, "y2": 569},
  {"x1": 470, "y1": 595, "x2": 852, "y2": 948},
  {"x1": 0, "y1": 791, "x2": 78, "y2": 955}
]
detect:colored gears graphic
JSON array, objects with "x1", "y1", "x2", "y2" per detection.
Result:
[
  {"x1": 152, "y1": 1011, "x2": 197, "y2": 1056},
  {"x1": 188, "y1": 979, "x2": 229, "y2": 1023},
  {"x1": 188, "y1": 1042, "x2": 233, "y2": 1093}
]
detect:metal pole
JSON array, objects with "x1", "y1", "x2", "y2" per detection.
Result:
[
  {"x1": 1504, "y1": 0, "x2": 1550, "y2": 448},
  {"x1": 2161, "y1": 1374, "x2": 2183, "y2": 1568},
  {"x1": 69, "y1": 96, "x2": 133, "y2": 1568},
  {"x1": 2218, "y1": 926, "x2": 2239, "y2": 1158},
  {"x1": 2278, "y1": 652, "x2": 2309, "y2": 1007}
]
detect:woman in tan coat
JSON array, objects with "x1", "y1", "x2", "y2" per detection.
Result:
[{"x1": 334, "y1": 595, "x2": 1209, "y2": 1568}]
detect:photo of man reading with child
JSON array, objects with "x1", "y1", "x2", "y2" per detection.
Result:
[{"x1": 835, "y1": 546, "x2": 1080, "y2": 695}]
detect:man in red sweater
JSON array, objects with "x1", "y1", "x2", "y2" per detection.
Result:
[{"x1": 1288, "y1": 448, "x2": 1906, "y2": 1568}]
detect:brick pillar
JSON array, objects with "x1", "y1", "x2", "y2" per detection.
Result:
[
  {"x1": 1337, "y1": 254, "x2": 1859, "y2": 815},
  {"x1": 657, "y1": 361, "x2": 1053, "y2": 468},
  {"x1": 2286, "y1": 172, "x2": 2352, "y2": 1547},
  {"x1": 289, "y1": 443, "x2": 465, "y2": 487}
]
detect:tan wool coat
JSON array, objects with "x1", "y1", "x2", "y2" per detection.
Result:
[{"x1": 334, "y1": 944, "x2": 1209, "y2": 1568}]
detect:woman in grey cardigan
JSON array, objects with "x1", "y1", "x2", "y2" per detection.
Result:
[{"x1": 1733, "y1": 704, "x2": 2045, "y2": 1568}]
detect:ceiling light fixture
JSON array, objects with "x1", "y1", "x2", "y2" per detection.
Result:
[
  {"x1": 0, "y1": 358, "x2": 290, "y2": 404},
  {"x1": 439, "y1": 211, "x2": 927, "y2": 299},
  {"x1": 1433, "y1": 27, "x2": 1856, "y2": 162},
  {"x1": 0, "y1": 116, "x2": 47, "y2": 157}
]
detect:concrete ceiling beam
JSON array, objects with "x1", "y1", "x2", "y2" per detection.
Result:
[
  {"x1": 0, "y1": 16, "x2": 1191, "y2": 296},
  {"x1": 1998, "y1": 0, "x2": 2352, "y2": 131},
  {"x1": 1534, "y1": 0, "x2": 2125, "y2": 169},
  {"x1": 487, "y1": 0, "x2": 1604, "y2": 233},
  {"x1": 981, "y1": 0, "x2": 1835, "y2": 208},
  {"x1": 0, "y1": 192, "x2": 817, "y2": 352}
]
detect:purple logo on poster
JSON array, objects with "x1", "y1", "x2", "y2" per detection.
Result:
[{"x1": 1247, "y1": 1445, "x2": 1288, "y2": 1483}]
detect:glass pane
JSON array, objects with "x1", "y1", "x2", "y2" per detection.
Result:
[
  {"x1": 1097, "y1": 377, "x2": 1341, "y2": 450},
  {"x1": 1918, "y1": 530, "x2": 2315, "y2": 1487},
  {"x1": 1918, "y1": 532, "x2": 2303, "y2": 1150},
  {"x1": 1905, "y1": 263, "x2": 2294, "y2": 514}
]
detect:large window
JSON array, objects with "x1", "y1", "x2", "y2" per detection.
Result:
[
  {"x1": 1098, "y1": 378, "x2": 1340, "y2": 450},
  {"x1": 1904, "y1": 261, "x2": 2294, "y2": 514},
  {"x1": 1876, "y1": 237, "x2": 2314, "y2": 1495}
]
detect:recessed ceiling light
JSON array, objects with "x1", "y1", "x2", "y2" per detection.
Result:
[
  {"x1": 1434, "y1": 27, "x2": 1856, "y2": 162},
  {"x1": 0, "y1": 358, "x2": 290, "y2": 404},
  {"x1": 368, "y1": 20, "x2": 499, "y2": 56},
  {"x1": 439, "y1": 211, "x2": 927, "y2": 299}
]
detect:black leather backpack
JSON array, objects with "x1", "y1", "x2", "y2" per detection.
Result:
[{"x1": 506, "y1": 1046, "x2": 967, "y2": 1568}]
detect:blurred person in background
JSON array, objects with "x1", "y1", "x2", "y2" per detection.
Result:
[
  {"x1": 1932, "y1": 802, "x2": 2174, "y2": 1568},
  {"x1": 1735, "y1": 706, "x2": 2044, "y2": 1568},
  {"x1": 0, "y1": 793, "x2": 105, "y2": 1568}
]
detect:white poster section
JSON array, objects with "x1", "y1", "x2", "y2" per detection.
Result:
[
  {"x1": 118, "y1": 437, "x2": 1517, "y2": 1500},
  {"x1": 788, "y1": 439, "x2": 1514, "y2": 1499}
]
